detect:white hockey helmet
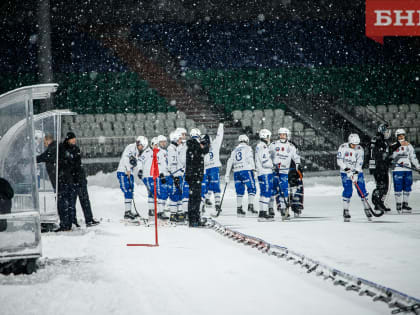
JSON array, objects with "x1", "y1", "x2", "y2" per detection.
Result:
[
  {"x1": 259, "y1": 128, "x2": 271, "y2": 140},
  {"x1": 238, "y1": 134, "x2": 249, "y2": 144},
  {"x1": 348, "y1": 133, "x2": 360, "y2": 145},
  {"x1": 136, "y1": 136, "x2": 148, "y2": 148},
  {"x1": 169, "y1": 130, "x2": 181, "y2": 143},
  {"x1": 190, "y1": 128, "x2": 201, "y2": 139},
  {"x1": 278, "y1": 127, "x2": 291, "y2": 142},
  {"x1": 157, "y1": 135, "x2": 167, "y2": 143},
  {"x1": 176, "y1": 127, "x2": 187, "y2": 136},
  {"x1": 151, "y1": 137, "x2": 159, "y2": 146},
  {"x1": 395, "y1": 128, "x2": 406, "y2": 137}
]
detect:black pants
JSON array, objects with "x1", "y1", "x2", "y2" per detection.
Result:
[
  {"x1": 75, "y1": 182, "x2": 93, "y2": 223},
  {"x1": 372, "y1": 170, "x2": 389, "y2": 207},
  {"x1": 57, "y1": 183, "x2": 77, "y2": 229},
  {"x1": 187, "y1": 177, "x2": 202, "y2": 224},
  {"x1": 0, "y1": 198, "x2": 12, "y2": 232}
]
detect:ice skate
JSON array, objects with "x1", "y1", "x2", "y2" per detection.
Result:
[
  {"x1": 402, "y1": 202, "x2": 412, "y2": 213},
  {"x1": 237, "y1": 206, "x2": 246, "y2": 217},
  {"x1": 343, "y1": 209, "x2": 351, "y2": 222},
  {"x1": 396, "y1": 203, "x2": 402, "y2": 214},
  {"x1": 247, "y1": 204, "x2": 257, "y2": 215},
  {"x1": 258, "y1": 211, "x2": 274, "y2": 222}
]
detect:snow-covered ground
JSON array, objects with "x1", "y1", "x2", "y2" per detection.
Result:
[{"x1": 1, "y1": 172, "x2": 419, "y2": 315}]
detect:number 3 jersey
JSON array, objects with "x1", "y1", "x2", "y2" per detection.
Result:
[{"x1": 225, "y1": 143, "x2": 255, "y2": 174}]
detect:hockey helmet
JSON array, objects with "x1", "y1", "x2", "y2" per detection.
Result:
[
  {"x1": 151, "y1": 137, "x2": 159, "y2": 147},
  {"x1": 238, "y1": 134, "x2": 249, "y2": 144},
  {"x1": 348, "y1": 133, "x2": 360, "y2": 145},
  {"x1": 378, "y1": 123, "x2": 391, "y2": 139},
  {"x1": 169, "y1": 131, "x2": 181, "y2": 143},
  {"x1": 136, "y1": 136, "x2": 148, "y2": 148},
  {"x1": 395, "y1": 128, "x2": 406, "y2": 138},
  {"x1": 278, "y1": 127, "x2": 290, "y2": 142},
  {"x1": 259, "y1": 129, "x2": 271, "y2": 140},
  {"x1": 190, "y1": 128, "x2": 201, "y2": 139},
  {"x1": 157, "y1": 135, "x2": 167, "y2": 148}
]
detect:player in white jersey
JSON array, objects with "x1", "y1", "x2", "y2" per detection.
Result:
[
  {"x1": 390, "y1": 129, "x2": 419, "y2": 213},
  {"x1": 202, "y1": 123, "x2": 224, "y2": 215},
  {"x1": 117, "y1": 136, "x2": 148, "y2": 220},
  {"x1": 269, "y1": 128, "x2": 301, "y2": 219},
  {"x1": 137, "y1": 138, "x2": 155, "y2": 218},
  {"x1": 337, "y1": 133, "x2": 371, "y2": 222},
  {"x1": 255, "y1": 129, "x2": 274, "y2": 221},
  {"x1": 156, "y1": 135, "x2": 170, "y2": 218},
  {"x1": 225, "y1": 134, "x2": 257, "y2": 217},
  {"x1": 176, "y1": 127, "x2": 189, "y2": 214},
  {"x1": 167, "y1": 130, "x2": 185, "y2": 222}
]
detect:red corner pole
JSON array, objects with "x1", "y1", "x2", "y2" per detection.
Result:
[
  {"x1": 153, "y1": 177, "x2": 159, "y2": 246},
  {"x1": 126, "y1": 147, "x2": 160, "y2": 247}
]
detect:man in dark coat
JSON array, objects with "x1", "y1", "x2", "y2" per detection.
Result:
[
  {"x1": 185, "y1": 128, "x2": 210, "y2": 227},
  {"x1": 369, "y1": 123, "x2": 400, "y2": 211},
  {"x1": 62, "y1": 132, "x2": 99, "y2": 228},
  {"x1": 0, "y1": 177, "x2": 14, "y2": 232},
  {"x1": 36, "y1": 134, "x2": 57, "y2": 189}
]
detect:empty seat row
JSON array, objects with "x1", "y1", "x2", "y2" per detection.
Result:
[{"x1": 63, "y1": 111, "x2": 187, "y2": 124}]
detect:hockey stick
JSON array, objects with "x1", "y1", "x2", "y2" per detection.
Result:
[
  {"x1": 211, "y1": 183, "x2": 227, "y2": 218},
  {"x1": 127, "y1": 176, "x2": 149, "y2": 225},
  {"x1": 391, "y1": 163, "x2": 420, "y2": 173},
  {"x1": 353, "y1": 178, "x2": 384, "y2": 218}
]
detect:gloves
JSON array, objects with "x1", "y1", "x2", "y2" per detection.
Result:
[
  {"x1": 295, "y1": 164, "x2": 303, "y2": 175},
  {"x1": 200, "y1": 134, "x2": 210, "y2": 147},
  {"x1": 173, "y1": 176, "x2": 181, "y2": 189},
  {"x1": 225, "y1": 175, "x2": 230, "y2": 184},
  {"x1": 137, "y1": 170, "x2": 143, "y2": 180},
  {"x1": 129, "y1": 155, "x2": 137, "y2": 167},
  {"x1": 159, "y1": 173, "x2": 166, "y2": 184}
]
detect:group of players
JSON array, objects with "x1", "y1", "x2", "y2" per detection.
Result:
[
  {"x1": 117, "y1": 122, "x2": 419, "y2": 224},
  {"x1": 117, "y1": 123, "x2": 304, "y2": 223}
]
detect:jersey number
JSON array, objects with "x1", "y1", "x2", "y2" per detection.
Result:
[{"x1": 235, "y1": 151, "x2": 242, "y2": 161}]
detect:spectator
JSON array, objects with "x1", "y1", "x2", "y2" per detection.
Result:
[{"x1": 0, "y1": 177, "x2": 13, "y2": 232}]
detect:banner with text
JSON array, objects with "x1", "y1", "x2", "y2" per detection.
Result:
[{"x1": 366, "y1": 0, "x2": 420, "y2": 44}]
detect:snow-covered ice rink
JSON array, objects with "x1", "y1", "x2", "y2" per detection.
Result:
[{"x1": 1, "y1": 172, "x2": 419, "y2": 315}]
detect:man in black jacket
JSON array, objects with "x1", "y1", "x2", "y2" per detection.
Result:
[
  {"x1": 185, "y1": 128, "x2": 210, "y2": 227},
  {"x1": 0, "y1": 177, "x2": 14, "y2": 232},
  {"x1": 62, "y1": 132, "x2": 99, "y2": 228},
  {"x1": 369, "y1": 123, "x2": 400, "y2": 211},
  {"x1": 36, "y1": 134, "x2": 57, "y2": 189}
]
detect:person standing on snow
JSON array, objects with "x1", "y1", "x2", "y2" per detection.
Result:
[
  {"x1": 202, "y1": 123, "x2": 224, "y2": 216},
  {"x1": 185, "y1": 128, "x2": 210, "y2": 227},
  {"x1": 368, "y1": 123, "x2": 400, "y2": 212},
  {"x1": 117, "y1": 136, "x2": 148, "y2": 220},
  {"x1": 224, "y1": 134, "x2": 257, "y2": 217},
  {"x1": 269, "y1": 128, "x2": 302, "y2": 220},
  {"x1": 255, "y1": 129, "x2": 274, "y2": 221},
  {"x1": 167, "y1": 130, "x2": 185, "y2": 222},
  {"x1": 337, "y1": 133, "x2": 371, "y2": 222},
  {"x1": 390, "y1": 129, "x2": 420, "y2": 213}
]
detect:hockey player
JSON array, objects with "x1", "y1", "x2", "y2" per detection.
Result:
[
  {"x1": 255, "y1": 129, "x2": 274, "y2": 221},
  {"x1": 390, "y1": 129, "x2": 420, "y2": 213},
  {"x1": 202, "y1": 123, "x2": 224, "y2": 216},
  {"x1": 176, "y1": 127, "x2": 189, "y2": 215},
  {"x1": 157, "y1": 135, "x2": 170, "y2": 218},
  {"x1": 337, "y1": 133, "x2": 371, "y2": 222},
  {"x1": 167, "y1": 130, "x2": 185, "y2": 222},
  {"x1": 225, "y1": 134, "x2": 257, "y2": 217},
  {"x1": 369, "y1": 123, "x2": 398, "y2": 212},
  {"x1": 269, "y1": 128, "x2": 301, "y2": 219},
  {"x1": 137, "y1": 138, "x2": 155, "y2": 218},
  {"x1": 117, "y1": 136, "x2": 148, "y2": 220}
]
